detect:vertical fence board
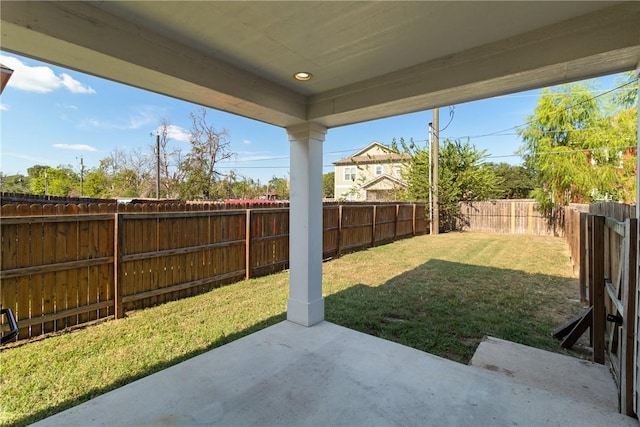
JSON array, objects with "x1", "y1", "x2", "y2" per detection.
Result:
[
  {"x1": 76, "y1": 204, "x2": 90, "y2": 325},
  {"x1": 98, "y1": 204, "x2": 113, "y2": 318},
  {"x1": 114, "y1": 212, "x2": 122, "y2": 319},
  {"x1": 15, "y1": 205, "x2": 31, "y2": 339},
  {"x1": 622, "y1": 218, "x2": 637, "y2": 416},
  {"x1": 1, "y1": 205, "x2": 17, "y2": 342},
  {"x1": 579, "y1": 212, "x2": 588, "y2": 304},
  {"x1": 29, "y1": 204, "x2": 44, "y2": 337},
  {"x1": 41, "y1": 204, "x2": 57, "y2": 333},
  {"x1": 53, "y1": 205, "x2": 68, "y2": 329},
  {"x1": 592, "y1": 215, "x2": 606, "y2": 364}
]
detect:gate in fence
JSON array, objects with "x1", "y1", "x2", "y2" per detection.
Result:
[{"x1": 557, "y1": 209, "x2": 638, "y2": 417}]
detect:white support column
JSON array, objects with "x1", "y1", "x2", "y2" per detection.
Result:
[
  {"x1": 286, "y1": 122, "x2": 327, "y2": 326},
  {"x1": 634, "y1": 62, "x2": 640, "y2": 415},
  {"x1": 636, "y1": 63, "x2": 640, "y2": 220}
]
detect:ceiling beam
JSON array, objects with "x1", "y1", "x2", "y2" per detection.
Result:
[{"x1": 0, "y1": 1, "x2": 308, "y2": 127}]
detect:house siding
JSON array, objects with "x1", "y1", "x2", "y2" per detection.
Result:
[{"x1": 334, "y1": 142, "x2": 408, "y2": 201}]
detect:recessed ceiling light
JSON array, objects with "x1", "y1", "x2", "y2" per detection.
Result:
[{"x1": 294, "y1": 72, "x2": 313, "y2": 81}]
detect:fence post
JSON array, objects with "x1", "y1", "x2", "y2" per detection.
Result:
[
  {"x1": 372, "y1": 205, "x2": 377, "y2": 247},
  {"x1": 412, "y1": 204, "x2": 416, "y2": 236},
  {"x1": 245, "y1": 209, "x2": 251, "y2": 280},
  {"x1": 113, "y1": 212, "x2": 123, "y2": 319},
  {"x1": 621, "y1": 218, "x2": 637, "y2": 416},
  {"x1": 591, "y1": 215, "x2": 605, "y2": 364},
  {"x1": 394, "y1": 204, "x2": 399, "y2": 238},
  {"x1": 337, "y1": 205, "x2": 343, "y2": 257},
  {"x1": 579, "y1": 212, "x2": 588, "y2": 304}
]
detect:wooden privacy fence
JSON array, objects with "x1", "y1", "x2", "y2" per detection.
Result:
[
  {"x1": 1, "y1": 202, "x2": 427, "y2": 342},
  {"x1": 560, "y1": 202, "x2": 638, "y2": 417},
  {"x1": 458, "y1": 200, "x2": 564, "y2": 236}
]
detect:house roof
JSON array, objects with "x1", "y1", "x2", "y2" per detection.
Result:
[
  {"x1": 0, "y1": 63, "x2": 13, "y2": 95},
  {"x1": 361, "y1": 174, "x2": 408, "y2": 190},
  {"x1": 2, "y1": 2, "x2": 638, "y2": 130},
  {"x1": 334, "y1": 142, "x2": 409, "y2": 166},
  {"x1": 334, "y1": 153, "x2": 409, "y2": 166}
]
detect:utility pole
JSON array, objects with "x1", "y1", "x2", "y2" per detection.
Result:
[
  {"x1": 156, "y1": 133, "x2": 161, "y2": 199},
  {"x1": 432, "y1": 108, "x2": 439, "y2": 235},
  {"x1": 79, "y1": 156, "x2": 84, "y2": 197},
  {"x1": 428, "y1": 122, "x2": 433, "y2": 233},
  {"x1": 44, "y1": 168, "x2": 49, "y2": 196}
]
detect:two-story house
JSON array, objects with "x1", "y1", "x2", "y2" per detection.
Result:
[{"x1": 333, "y1": 142, "x2": 409, "y2": 201}]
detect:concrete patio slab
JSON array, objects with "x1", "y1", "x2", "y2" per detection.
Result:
[
  {"x1": 33, "y1": 321, "x2": 637, "y2": 426},
  {"x1": 470, "y1": 336, "x2": 619, "y2": 412}
]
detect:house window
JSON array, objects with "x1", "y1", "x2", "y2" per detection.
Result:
[
  {"x1": 344, "y1": 166, "x2": 357, "y2": 182},
  {"x1": 375, "y1": 165, "x2": 383, "y2": 176},
  {"x1": 394, "y1": 167, "x2": 402, "y2": 178}
]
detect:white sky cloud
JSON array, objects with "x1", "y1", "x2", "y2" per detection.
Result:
[
  {"x1": 160, "y1": 124, "x2": 191, "y2": 143},
  {"x1": 223, "y1": 152, "x2": 287, "y2": 163},
  {"x1": 79, "y1": 106, "x2": 160, "y2": 130},
  {"x1": 0, "y1": 54, "x2": 96, "y2": 94},
  {"x1": 57, "y1": 103, "x2": 78, "y2": 110},
  {"x1": 0, "y1": 104, "x2": 8, "y2": 111},
  {"x1": 243, "y1": 139, "x2": 252, "y2": 145},
  {"x1": 52, "y1": 143, "x2": 98, "y2": 152},
  {"x1": 2, "y1": 152, "x2": 54, "y2": 165}
]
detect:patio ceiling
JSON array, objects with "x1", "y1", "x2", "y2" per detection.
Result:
[{"x1": 1, "y1": 1, "x2": 639, "y2": 130}]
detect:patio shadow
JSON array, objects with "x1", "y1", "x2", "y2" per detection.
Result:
[{"x1": 325, "y1": 258, "x2": 582, "y2": 364}]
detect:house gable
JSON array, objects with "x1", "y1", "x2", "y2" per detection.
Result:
[
  {"x1": 361, "y1": 174, "x2": 408, "y2": 191},
  {"x1": 333, "y1": 141, "x2": 409, "y2": 201}
]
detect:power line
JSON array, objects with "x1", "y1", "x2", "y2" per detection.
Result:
[
  {"x1": 223, "y1": 79, "x2": 635, "y2": 169},
  {"x1": 446, "y1": 79, "x2": 636, "y2": 141}
]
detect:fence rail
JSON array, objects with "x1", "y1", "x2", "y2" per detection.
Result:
[{"x1": 1, "y1": 202, "x2": 427, "y2": 342}]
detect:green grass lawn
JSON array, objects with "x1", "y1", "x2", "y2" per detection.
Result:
[{"x1": 0, "y1": 232, "x2": 582, "y2": 426}]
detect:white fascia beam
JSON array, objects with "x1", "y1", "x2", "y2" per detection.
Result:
[
  {"x1": 308, "y1": 2, "x2": 640, "y2": 128},
  {"x1": 0, "y1": 1, "x2": 307, "y2": 128}
]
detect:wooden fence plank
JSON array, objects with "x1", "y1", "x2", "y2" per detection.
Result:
[
  {"x1": 621, "y1": 218, "x2": 637, "y2": 416},
  {"x1": 41, "y1": 204, "x2": 57, "y2": 333},
  {"x1": 15, "y1": 204, "x2": 31, "y2": 339},
  {"x1": 1, "y1": 205, "x2": 17, "y2": 342},
  {"x1": 592, "y1": 215, "x2": 606, "y2": 364},
  {"x1": 52, "y1": 205, "x2": 66, "y2": 330},
  {"x1": 28, "y1": 204, "x2": 44, "y2": 337},
  {"x1": 579, "y1": 212, "x2": 588, "y2": 304},
  {"x1": 97, "y1": 204, "x2": 112, "y2": 318}
]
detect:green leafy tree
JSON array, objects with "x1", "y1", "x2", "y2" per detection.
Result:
[
  {"x1": 323, "y1": 172, "x2": 335, "y2": 198},
  {"x1": 267, "y1": 175, "x2": 289, "y2": 200},
  {"x1": 30, "y1": 165, "x2": 79, "y2": 196},
  {"x1": 0, "y1": 173, "x2": 30, "y2": 193},
  {"x1": 83, "y1": 168, "x2": 110, "y2": 198},
  {"x1": 395, "y1": 137, "x2": 498, "y2": 230},
  {"x1": 437, "y1": 140, "x2": 499, "y2": 230},
  {"x1": 518, "y1": 77, "x2": 637, "y2": 211},
  {"x1": 487, "y1": 163, "x2": 536, "y2": 199}
]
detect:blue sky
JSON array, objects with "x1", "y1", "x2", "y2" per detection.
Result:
[{"x1": 0, "y1": 51, "x2": 626, "y2": 184}]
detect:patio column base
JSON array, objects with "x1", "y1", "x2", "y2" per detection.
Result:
[{"x1": 287, "y1": 297, "x2": 324, "y2": 327}]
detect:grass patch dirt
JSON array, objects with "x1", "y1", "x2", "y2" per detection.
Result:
[{"x1": 0, "y1": 232, "x2": 582, "y2": 426}]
